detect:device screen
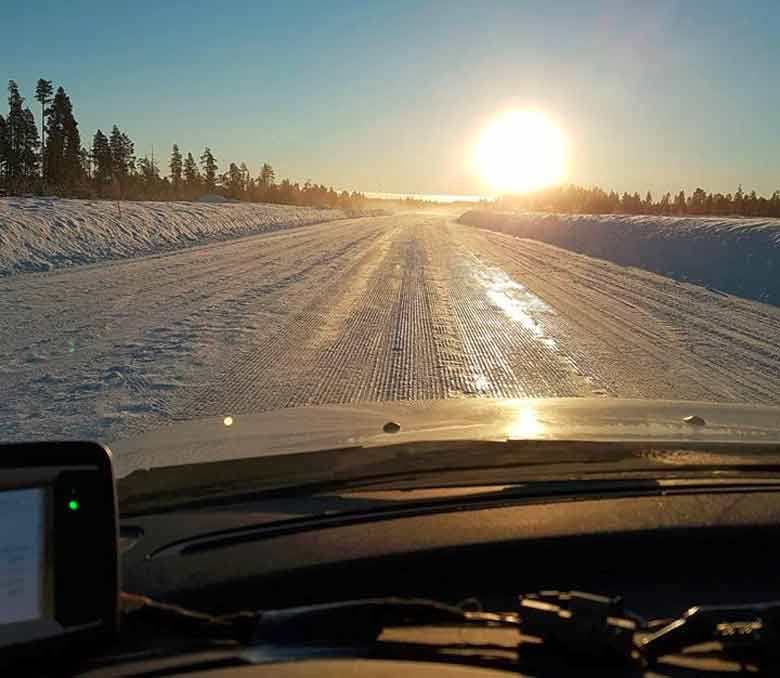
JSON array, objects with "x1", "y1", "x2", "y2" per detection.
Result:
[{"x1": 0, "y1": 488, "x2": 48, "y2": 625}]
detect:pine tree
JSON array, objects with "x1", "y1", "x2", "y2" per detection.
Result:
[
  {"x1": 6, "y1": 81, "x2": 26, "y2": 188},
  {"x1": 0, "y1": 114, "x2": 7, "y2": 188},
  {"x1": 79, "y1": 146, "x2": 91, "y2": 179},
  {"x1": 169, "y1": 144, "x2": 182, "y2": 195},
  {"x1": 109, "y1": 125, "x2": 123, "y2": 175},
  {"x1": 34, "y1": 79, "x2": 53, "y2": 179},
  {"x1": 91, "y1": 129, "x2": 112, "y2": 187},
  {"x1": 277, "y1": 178, "x2": 294, "y2": 203},
  {"x1": 226, "y1": 162, "x2": 242, "y2": 197},
  {"x1": 746, "y1": 190, "x2": 758, "y2": 217},
  {"x1": 770, "y1": 191, "x2": 780, "y2": 219},
  {"x1": 704, "y1": 192, "x2": 714, "y2": 215},
  {"x1": 1, "y1": 82, "x2": 41, "y2": 191},
  {"x1": 137, "y1": 155, "x2": 160, "y2": 185},
  {"x1": 62, "y1": 97, "x2": 81, "y2": 187},
  {"x1": 3, "y1": 83, "x2": 40, "y2": 191},
  {"x1": 21, "y1": 108, "x2": 40, "y2": 181},
  {"x1": 674, "y1": 190, "x2": 686, "y2": 215},
  {"x1": 200, "y1": 147, "x2": 217, "y2": 191},
  {"x1": 109, "y1": 125, "x2": 134, "y2": 178},
  {"x1": 690, "y1": 187, "x2": 706, "y2": 215},
  {"x1": 260, "y1": 162, "x2": 275, "y2": 188},
  {"x1": 122, "y1": 133, "x2": 135, "y2": 174},
  {"x1": 183, "y1": 152, "x2": 199, "y2": 189},
  {"x1": 45, "y1": 86, "x2": 81, "y2": 188},
  {"x1": 239, "y1": 162, "x2": 250, "y2": 195},
  {"x1": 734, "y1": 184, "x2": 744, "y2": 215}
]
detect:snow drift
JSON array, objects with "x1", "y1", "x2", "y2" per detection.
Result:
[
  {"x1": 0, "y1": 197, "x2": 350, "y2": 275},
  {"x1": 459, "y1": 210, "x2": 780, "y2": 306}
]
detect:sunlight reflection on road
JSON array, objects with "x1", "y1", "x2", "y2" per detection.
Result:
[{"x1": 479, "y1": 267, "x2": 559, "y2": 351}]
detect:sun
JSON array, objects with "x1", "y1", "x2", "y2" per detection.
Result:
[{"x1": 475, "y1": 111, "x2": 565, "y2": 194}]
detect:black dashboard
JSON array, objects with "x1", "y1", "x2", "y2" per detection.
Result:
[
  {"x1": 121, "y1": 484, "x2": 780, "y2": 625},
  {"x1": 6, "y1": 455, "x2": 780, "y2": 677}
]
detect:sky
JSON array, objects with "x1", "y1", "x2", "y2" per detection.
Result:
[{"x1": 2, "y1": 0, "x2": 779, "y2": 197}]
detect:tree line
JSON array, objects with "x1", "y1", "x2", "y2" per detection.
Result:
[
  {"x1": 0, "y1": 79, "x2": 366, "y2": 209},
  {"x1": 498, "y1": 183, "x2": 780, "y2": 218}
]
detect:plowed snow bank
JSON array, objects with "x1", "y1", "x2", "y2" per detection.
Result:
[
  {"x1": 458, "y1": 210, "x2": 780, "y2": 305},
  {"x1": 0, "y1": 197, "x2": 348, "y2": 275}
]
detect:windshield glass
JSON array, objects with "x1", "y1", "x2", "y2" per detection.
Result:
[{"x1": 2, "y1": 3, "x2": 780, "y2": 488}]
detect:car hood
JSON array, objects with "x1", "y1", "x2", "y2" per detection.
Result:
[{"x1": 113, "y1": 398, "x2": 780, "y2": 513}]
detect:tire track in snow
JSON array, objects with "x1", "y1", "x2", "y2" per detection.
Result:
[
  {"x1": 0, "y1": 217, "x2": 393, "y2": 439},
  {"x1": 176, "y1": 221, "x2": 406, "y2": 416},
  {"x1": 451, "y1": 222, "x2": 780, "y2": 403},
  {"x1": 4, "y1": 210, "x2": 780, "y2": 446},
  {"x1": 183, "y1": 216, "x2": 595, "y2": 417},
  {"x1": 431, "y1": 233, "x2": 598, "y2": 399}
]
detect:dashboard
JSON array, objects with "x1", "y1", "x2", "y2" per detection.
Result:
[
  {"x1": 4, "y1": 439, "x2": 780, "y2": 676},
  {"x1": 92, "y1": 483, "x2": 780, "y2": 677},
  {"x1": 120, "y1": 485, "x2": 780, "y2": 617}
]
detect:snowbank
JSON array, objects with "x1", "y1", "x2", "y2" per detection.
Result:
[
  {"x1": 459, "y1": 210, "x2": 780, "y2": 305},
  {"x1": 0, "y1": 197, "x2": 349, "y2": 275}
]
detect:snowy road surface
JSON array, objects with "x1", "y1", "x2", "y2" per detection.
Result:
[{"x1": 2, "y1": 211, "x2": 780, "y2": 444}]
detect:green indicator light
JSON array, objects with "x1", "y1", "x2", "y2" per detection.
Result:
[{"x1": 68, "y1": 500, "x2": 79, "y2": 511}]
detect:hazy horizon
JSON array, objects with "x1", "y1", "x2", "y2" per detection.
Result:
[{"x1": 4, "y1": 1, "x2": 780, "y2": 197}]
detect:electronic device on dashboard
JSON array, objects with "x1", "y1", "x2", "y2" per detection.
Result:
[{"x1": 0, "y1": 441, "x2": 118, "y2": 665}]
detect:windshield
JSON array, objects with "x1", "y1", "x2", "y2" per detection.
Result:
[{"x1": 2, "y1": 3, "x2": 780, "y2": 489}]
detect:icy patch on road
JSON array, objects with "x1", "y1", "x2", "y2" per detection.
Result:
[
  {"x1": 459, "y1": 210, "x2": 780, "y2": 306},
  {"x1": 477, "y1": 267, "x2": 558, "y2": 349},
  {"x1": 0, "y1": 197, "x2": 349, "y2": 275}
]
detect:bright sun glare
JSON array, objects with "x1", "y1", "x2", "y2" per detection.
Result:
[{"x1": 475, "y1": 111, "x2": 565, "y2": 194}]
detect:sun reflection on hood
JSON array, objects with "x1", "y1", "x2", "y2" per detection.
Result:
[{"x1": 507, "y1": 406, "x2": 546, "y2": 439}]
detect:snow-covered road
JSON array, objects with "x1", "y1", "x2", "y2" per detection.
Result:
[{"x1": 3, "y1": 211, "x2": 780, "y2": 444}]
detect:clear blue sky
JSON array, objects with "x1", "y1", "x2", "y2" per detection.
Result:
[{"x1": 3, "y1": 1, "x2": 779, "y2": 196}]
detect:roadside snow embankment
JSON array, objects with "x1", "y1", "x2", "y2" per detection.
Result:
[
  {"x1": 0, "y1": 197, "x2": 350, "y2": 275},
  {"x1": 459, "y1": 210, "x2": 780, "y2": 305}
]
